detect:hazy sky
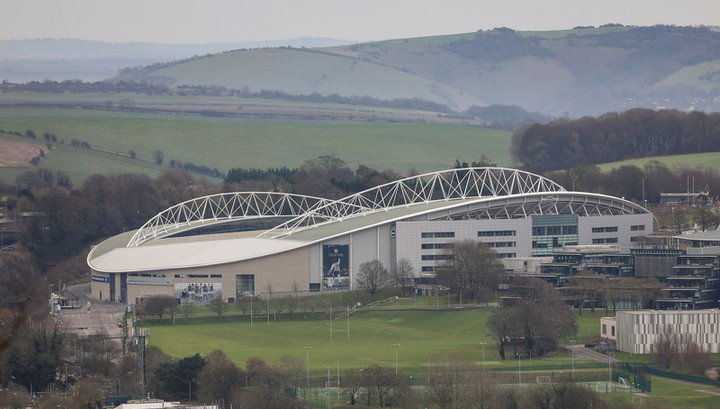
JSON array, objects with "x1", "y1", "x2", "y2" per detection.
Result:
[{"x1": 2, "y1": 0, "x2": 719, "y2": 44}]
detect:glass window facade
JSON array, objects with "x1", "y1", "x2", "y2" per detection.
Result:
[{"x1": 531, "y1": 214, "x2": 578, "y2": 256}]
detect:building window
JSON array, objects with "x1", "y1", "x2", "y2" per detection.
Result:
[
  {"x1": 488, "y1": 241, "x2": 516, "y2": 248},
  {"x1": 421, "y1": 243, "x2": 449, "y2": 249},
  {"x1": 422, "y1": 254, "x2": 453, "y2": 261},
  {"x1": 592, "y1": 226, "x2": 618, "y2": 233},
  {"x1": 478, "y1": 230, "x2": 516, "y2": 237},
  {"x1": 631, "y1": 225, "x2": 645, "y2": 231},
  {"x1": 593, "y1": 238, "x2": 619, "y2": 244},
  {"x1": 188, "y1": 274, "x2": 209, "y2": 278},
  {"x1": 211, "y1": 274, "x2": 222, "y2": 278},
  {"x1": 611, "y1": 326, "x2": 615, "y2": 336},
  {"x1": 421, "y1": 266, "x2": 436, "y2": 272},
  {"x1": 602, "y1": 324, "x2": 607, "y2": 335},
  {"x1": 496, "y1": 253, "x2": 516, "y2": 259},
  {"x1": 421, "y1": 232, "x2": 455, "y2": 238},
  {"x1": 236, "y1": 274, "x2": 255, "y2": 297}
]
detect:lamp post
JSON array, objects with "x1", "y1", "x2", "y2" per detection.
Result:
[
  {"x1": 480, "y1": 342, "x2": 486, "y2": 373},
  {"x1": 325, "y1": 365, "x2": 330, "y2": 409},
  {"x1": 393, "y1": 344, "x2": 400, "y2": 375},
  {"x1": 516, "y1": 353, "x2": 521, "y2": 385},
  {"x1": 570, "y1": 340, "x2": 575, "y2": 380},
  {"x1": 425, "y1": 354, "x2": 432, "y2": 385},
  {"x1": 335, "y1": 356, "x2": 341, "y2": 399},
  {"x1": 305, "y1": 347, "x2": 311, "y2": 388}
]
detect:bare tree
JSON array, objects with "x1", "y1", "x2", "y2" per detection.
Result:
[
  {"x1": 438, "y1": 239, "x2": 502, "y2": 305},
  {"x1": 392, "y1": 258, "x2": 414, "y2": 296},
  {"x1": 139, "y1": 296, "x2": 176, "y2": 319},
  {"x1": 181, "y1": 303, "x2": 195, "y2": 321},
  {"x1": 357, "y1": 259, "x2": 389, "y2": 296},
  {"x1": 209, "y1": 297, "x2": 227, "y2": 318}
]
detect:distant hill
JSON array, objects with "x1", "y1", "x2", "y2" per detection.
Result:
[
  {"x1": 0, "y1": 37, "x2": 349, "y2": 82},
  {"x1": 112, "y1": 25, "x2": 720, "y2": 116}
]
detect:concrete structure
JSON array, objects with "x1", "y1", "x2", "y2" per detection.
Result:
[
  {"x1": 615, "y1": 310, "x2": 720, "y2": 354},
  {"x1": 600, "y1": 316, "x2": 617, "y2": 348},
  {"x1": 87, "y1": 168, "x2": 657, "y2": 305}
]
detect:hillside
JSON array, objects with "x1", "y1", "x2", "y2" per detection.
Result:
[{"x1": 114, "y1": 25, "x2": 720, "y2": 116}]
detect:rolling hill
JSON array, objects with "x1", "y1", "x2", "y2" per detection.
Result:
[{"x1": 114, "y1": 25, "x2": 720, "y2": 117}]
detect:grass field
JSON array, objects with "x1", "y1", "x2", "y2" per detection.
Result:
[
  {"x1": 598, "y1": 151, "x2": 720, "y2": 172},
  {"x1": 142, "y1": 301, "x2": 720, "y2": 407},
  {"x1": 143, "y1": 299, "x2": 607, "y2": 379},
  {"x1": 0, "y1": 107, "x2": 513, "y2": 185}
]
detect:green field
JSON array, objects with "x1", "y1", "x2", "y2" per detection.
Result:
[
  {"x1": 0, "y1": 107, "x2": 512, "y2": 185},
  {"x1": 598, "y1": 151, "x2": 720, "y2": 172},
  {"x1": 143, "y1": 302, "x2": 720, "y2": 407},
  {"x1": 143, "y1": 301, "x2": 604, "y2": 378}
]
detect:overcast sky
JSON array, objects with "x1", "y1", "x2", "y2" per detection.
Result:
[{"x1": 2, "y1": 0, "x2": 719, "y2": 44}]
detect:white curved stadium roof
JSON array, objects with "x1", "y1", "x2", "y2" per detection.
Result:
[{"x1": 88, "y1": 168, "x2": 654, "y2": 273}]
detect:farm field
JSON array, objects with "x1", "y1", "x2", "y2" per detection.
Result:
[
  {"x1": 0, "y1": 107, "x2": 513, "y2": 185},
  {"x1": 598, "y1": 151, "x2": 720, "y2": 173}
]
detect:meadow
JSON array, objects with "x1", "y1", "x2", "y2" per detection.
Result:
[{"x1": 0, "y1": 107, "x2": 512, "y2": 185}]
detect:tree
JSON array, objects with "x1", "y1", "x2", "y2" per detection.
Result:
[
  {"x1": 486, "y1": 307, "x2": 517, "y2": 360},
  {"x1": 154, "y1": 353, "x2": 205, "y2": 401},
  {"x1": 197, "y1": 350, "x2": 243, "y2": 404},
  {"x1": 209, "y1": 296, "x2": 227, "y2": 318},
  {"x1": 513, "y1": 277, "x2": 577, "y2": 356},
  {"x1": 438, "y1": 239, "x2": 502, "y2": 304},
  {"x1": 128, "y1": 150, "x2": 137, "y2": 159},
  {"x1": 392, "y1": 258, "x2": 414, "y2": 296},
  {"x1": 153, "y1": 149, "x2": 164, "y2": 165},
  {"x1": 357, "y1": 259, "x2": 389, "y2": 296},
  {"x1": 139, "y1": 296, "x2": 177, "y2": 319}
]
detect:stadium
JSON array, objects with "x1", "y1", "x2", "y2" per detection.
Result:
[{"x1": 87, "y1": 167, "x2": 658, "y2": 304}]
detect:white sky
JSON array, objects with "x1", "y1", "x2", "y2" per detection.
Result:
[{"x1": 2, "y1": 0, "x2": 719, "y2": 44}]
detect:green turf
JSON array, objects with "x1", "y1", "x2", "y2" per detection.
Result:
[{"x1": 0, "y1": 107, "x2": 513, "y2": 185}]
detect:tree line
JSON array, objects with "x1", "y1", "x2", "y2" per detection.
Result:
[{"x1": 513, "y1": 108, "x2": 720, "y2": 171}]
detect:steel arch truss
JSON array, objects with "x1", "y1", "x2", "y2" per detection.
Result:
[
  {"x1": 260, "y1": 167, "x2": 566, "y2": 238},
  {"x1": 436, "y1": 192, "x2": 651, "y2": 221},
  {"x1": 127, "y1": 192, "x2": 334, "y2": 247}
]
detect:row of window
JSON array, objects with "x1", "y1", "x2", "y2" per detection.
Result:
[
  {"x1": 174, "y1": 274, "x2": 223, "y2": 278},
  {"x1": 421, "y1": 254, "x2": 453, "y2": 261},
  {"x1": 421, "y1": 232, "x2": 455, "y2": 238},
  {"x1": 631, "y1": 224, "x2": 646, "y2": 231},
  {"x1": 488, "y1": 241, "x2": 516, "y2": 248},
  {"x1": 592, "y1": 238, "x2": 618, "y2": 244},
  {"x1": 532, "y1": 225, "x2": 577, "y2": 236},
  {"x1": 478, "y1": 230, "x2": 516, "y2": 237},
  {"x1": 421, "y1": 243, "x2": 449, "y2": 249},
  {"x1": 592, "y1": 226, "x2": 618, "y2": 233},
  {"x1": 129, "y1": 273, "x2": 166, "y2": 278}
]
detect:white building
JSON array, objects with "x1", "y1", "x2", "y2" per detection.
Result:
[{"x1": 616, "y1": 310, "x2": 720, "y2": 354}]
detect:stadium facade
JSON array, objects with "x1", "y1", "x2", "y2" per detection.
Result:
[{"x1": 87, "y1": 168, "x2": 658, "y2": 305}]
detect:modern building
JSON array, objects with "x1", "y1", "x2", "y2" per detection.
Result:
[
  {"x1": 87, "y1": 168, "x2": 657, "y2": 305},
  {"x1": 615, "y1": 310, "x2": 720, "y2": 354}
]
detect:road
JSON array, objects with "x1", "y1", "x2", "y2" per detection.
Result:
[{"x1": 58, "y1": 282, "x2": 126, "y2": 339}]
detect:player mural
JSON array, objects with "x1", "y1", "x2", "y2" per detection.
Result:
[
  {"x1": 175, "y1": 282, "x2": 222, "y2": 305},
  {"x1": 323, "y1": 245, "x2": 350, "y2": 288}
]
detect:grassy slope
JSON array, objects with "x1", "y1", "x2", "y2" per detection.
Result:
[
  {"x1": 0, "y1": 108, "x2": 512, "y2": 184},
  {"x1": 597, "y1": 151, "x2": 720, "y2": 172},
  {"x1": 121, "y1": 48, "x2": 455, "y2": 105}
]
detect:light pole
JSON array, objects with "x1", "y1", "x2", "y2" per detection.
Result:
[
  {"x1": 393, "y1": 344, "x2": 400, "y2": 375},
  {"x1": 305, "y1": 347, "x2": 311, "y2": 388},
  {"x1": 570, "y1": 340, "x2": 575, "y2": 380},
  {"x1": 480, "y1": 342, "x2": 486, "y2": 373},
  {"x1": 608, "y1": 351, "x2": 613, "y2": 392},
  {"x1": 516, "y1": 353, "x2": 522, "y2": 385},
  {"x1": 335, "y1": 356, "x2": 341, "y2": 399},
  {"x1": 325, "y1": 365, "x2": 330, "y2": 409},
  {"x1": 425, "y1": 354, "x2": 432, "y2": 385}
]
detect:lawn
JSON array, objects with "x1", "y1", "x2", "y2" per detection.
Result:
[{"x1": 0, "y1": 107, "x2": 513, "y2": 185}]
